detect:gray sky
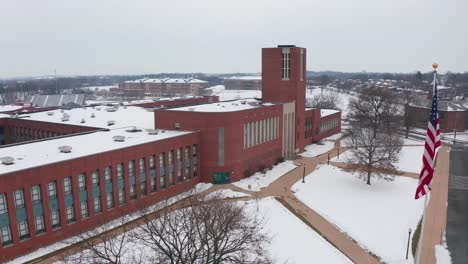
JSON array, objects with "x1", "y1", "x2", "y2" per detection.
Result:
[{"x1": 1, "y1": 0, "x2": 467, "y2": 78}]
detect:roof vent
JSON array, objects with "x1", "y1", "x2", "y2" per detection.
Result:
[
  {"x1": 81, "y1": 118, "x2": 86, "y2": 123},
  {"x1": 47, "y1": 112, "x2": 54, "y2": 116},
  {"x1": 96, "y1": 107, "x2": 101, "y2": 111},
  {"x1": 58, "y1": 145, "x2": 72, "y2": 153},
  {"x1": 161, "y1": 130, "x2": 166, "y2": 133},
  {"x1": 61, "y1": 116, "x2": 70, "y2": 122},
  {"x1": 107, "y1": 120, "x2": 115, "y2": 126},
  {"x1": 188, "y1": 107, "x2": 195, "y2": 111},
  {"x1": 148, "y1": 129, "x2": 159, "y2": 135},
  {"x1": 91, "y1": 113, "x2": 96, "y2": 118},
  {"x1": 113, "y1": 135, "x2": 126, "y2": 142},
  {"x1": 123, "y1": 106, "x2": 127, "y2": 109},
  {"x1": 126, "y1": 126, "x2": 142, "y2": 133},
  {"x1": 60, "y1": 109, "x2": 64, "y2": 113},
  {"x1": 0, "y1": 156, "x2": 14, "y2": 165},
  {"x1": 105, "y1": 107, "x2": 117, "y2": 112}
]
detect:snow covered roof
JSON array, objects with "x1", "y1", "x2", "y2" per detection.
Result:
[
  {"x1": 27, "y1": 94, "x2": 85, "y2": 107},
  {"x1": 320, "y1": 109, "x2": 340, "y2": 117},
  {"x1": 226, "y1": 76, "x2": 262, "y2": 80},
  {"x1": 20, "y1": 105, "x2": 155, "y2": 129},
  {"x1": 167, "y1": 99, "x2": 273, "y2": 113},
  {"x1": 124, "y1": 78, "x2": 208, "y2": 84},
  {"x1": 0, "y1": 105, "x2": 22, "y2": 113},
  {"x1": 0, "y1": 128, "x2": 194, "y2": 175}
]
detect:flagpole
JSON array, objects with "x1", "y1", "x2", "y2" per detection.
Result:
[
  {"x1": 415, "y1": 186, "x2": 429, "y2": 264},
  {"x1": 415, "y1": 65, "x2": 438, "y2": 264}
]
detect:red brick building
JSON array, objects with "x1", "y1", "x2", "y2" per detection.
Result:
[
  {"x1": 407, "y1": 100, "x2": 468, "y2": 132},
  {"x1": 118, "y1": 78, "x2": 210, "y2": 97},
  {"x1": 0, "y1": 45, "x2": 341, "y2": 261}
]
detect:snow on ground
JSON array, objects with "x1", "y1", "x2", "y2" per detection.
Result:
[
  {"x1": 306, "y1": 88, "x2": 357, "y2": 116},
  {"x1": 207, "y1": 85, "x2": 261, "y2": 101},
  {"x1": 244, "y1": 198, "x2": 352, "y2": 264},
  {"x1": 292, "y1": 165, "x2": 424, "y2": 263},
  {"x1": 204, "y1": 189, "x2": 250, "y2": 199},
  {"x1": 300, "y1": 133, "x2": 341, "y2": 157},
  {"x1": 435, "y1": 244, "x2": 452, "y2": 264},
  {"x1": 232, "y1": 161, "x2": 297, "y2": 191},
  {"x1": 7, "y1": 183, "x2": 213, "y2": 264}
]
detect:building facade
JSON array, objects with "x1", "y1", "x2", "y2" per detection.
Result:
[
  {"x1": 118, "y1": 78, "x2": 210, "y2": 97},
  {"x1": 224, "y1": 76, "x2": 262, "y2": 90}
]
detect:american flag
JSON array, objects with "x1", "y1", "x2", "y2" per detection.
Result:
[{"x1": 415, "y1": 72, "x2": 441, "y2": 199}]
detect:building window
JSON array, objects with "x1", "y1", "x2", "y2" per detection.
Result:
[
  {"x1": 0, "y1": 225, "x2": 12, "y2": 245},
  {"x1": 159, "y1": 153, "x2": 166, "y2": 189},
  {"x1": 282, "y1": 48, "x2": 291, "y2": 80},
  {"x1": 31, "y1": 185, "x2": 41, "y2": 203},
  {"x1": 94, "y1": 198, "x2": 101, "y2": 213},
  {"x1": 193, "y1": 144, "x2": 198, "y2": 177},
  {"x1": 18, "y1": 220, "x2": 29, "y2": 240},
  {"x1": 218, "y1": 128, "x2": 225, "y2": 166},
  {"x1": 129, "y1": 160, "x2": 135, "y2": 178},
  {"x1": 174, "y1": 123, "x2": 180, "y2": 130},
  {"x1": 139, "y1": 158, "x2": 147, "y2": 196},
  {"x1": 78, "y1": 173, "x2": 86, "y2": 191},
  {"x1": 149, "y1": 155, "x2": 156, "y2": 192},
  {"x1": 14, "y1": 190, "x2": 25, "y2": 209},
  {"x1": 105, "y1": 167, "x2": 112, "y2": 183},
  {"x1": 177, "y1": 148, "x2": 183, "y2": 182},
  {"x1": 168, "y1": 151, "x2": 175, "y2": 186},
  {"x1": 0, "y1": 193, "x2": 8, "y2": 215},
  {"x1": 118, "y1": 189, "x2": 125, "y2": 205},
  {"x1": 107, "y1": 192, "x2": 114, "y2": 209},
  {"x1": 129, "y1": 184, "x2": 136, "y2": 199},
  {"x1": 51, "y1": 210, "x2": 60, "y2": 228},
  {"x1": 35, "y1": 215, "x2": 45, "y2": 233},
  {"x1": 63, "y1": 178, "x2": 71, "y2": 194},
  {"x1": 80, "y1": 202, "x2": 89, "y2": 218},
  {"x1": 300, "y1": 48, "x2": 304, "y2": 81},
  {"x1": 117, "y1": 163, "x2": 124, "y2": 179},
  {"x1": 66, "y1": 206, "x2": 75, "y2": 223},
  {"x1": 185, "y1": 146, "x2": 191, "y2": 180},
  {"x1": 91, "y1": 170, "x2": 99, "y2": 186}
]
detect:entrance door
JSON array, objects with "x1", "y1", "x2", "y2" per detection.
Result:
[{"x1": 213, "y1": 172, "x2": 230, "y2": 184}]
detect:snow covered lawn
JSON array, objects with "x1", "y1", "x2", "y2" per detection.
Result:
[
  {"x1": 232, "y1": 161, "x2": 297, "y2": 191},
  {"x1": 204, "y1": 189, "x2": 250, "y2": 199},
  {"x1": 244, "y1": 198, "x2": 352, "y2": 264},
  {"x1": 300, "y1": 133, "x2": 341, "y2": 158},
  {"x1": 292, "y1": 165, "x2": 424, "y2": 263}
]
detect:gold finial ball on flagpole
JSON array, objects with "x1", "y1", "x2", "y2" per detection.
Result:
[{"x1": 432, "y1": 63, "x2": 438, "y2": 70}]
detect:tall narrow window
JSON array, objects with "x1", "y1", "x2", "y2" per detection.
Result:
[
  {"x1": 105, "y1": 166, "x2": 114, "y2": 209},
  {"x1": 0, "y1": 193, "x2": 8, "y2": 215},
  {"x1": 117, "y1": 163, "x2": 125, "y2": 205},
  {"x1": 78, "y1": 174, "x2": 86, "y2": 191},
  {"x1": 185, "y1": 147, "x2": 191, "y2": 179},
  {"x1": 34, "y1": 215, "x2": 45, "y2": 233},
  {"x1": 91, "y1": 170, "x2": 101, "y2": 213},
  {"x1": 282, "y1": 48, "x2": 291, "y2": 80},
  {"x1": 300, "y1": 48, "x2": 304, "y2": 81},
  {"x1": 193, "y1": 145, "x2": 199, "y2": 177},
  {"x1": 159, "y1": 153, "x2": 166, "y2": 189},
  {"x1": 62, "y1": 178, "x2": 71, "y2": 195},
  {"x1": 139, "y1": 158, "x2": 147, "y2": 196},
  {"x1": 177, "y1": 148, "x2": 183, "y2": 182},
  {"x1": 168, "y1": 151, "x2": 175, "y2": 186},
  {"x1": 149, "y1": 155, "x2": 156, "y2": 192},
  {"x1": 51, "y1": 210, "x2": 60, "y2": 228},
  {"x1": 66, "y1": 206, "x2": 75, "y2": 223}
]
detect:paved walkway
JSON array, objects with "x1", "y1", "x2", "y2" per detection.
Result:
[{"x1": 29, "y1": 136, "x2": 450, "y2": 264}]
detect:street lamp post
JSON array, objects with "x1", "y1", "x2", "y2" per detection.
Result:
[
  {"x1": 302, "y1": 165, "x2": 306, "y2": 183},
  {"x1": 327, "y1": 152, "x2": 330, "y2": 165},
  {"x1": 406, "y1": 227, "x2": 412, "y2": 260},
  {"x1": 337, "y1": 147, "x2": 340, "y2": 159}
]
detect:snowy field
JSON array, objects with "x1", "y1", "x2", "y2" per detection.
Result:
[
  {"x1": 300, "y1": 133, "x2": 341, "y2": 157},
  {"x1": 232, "y1": 161, "x2": 297, "y2": 191},
  {"x1": 292, "y1": 165, "x2": 424, "y2": 263},
  {"x1": 59, "y1": 198, "x2": 352, "y2": 264},
  {"x1": 244, "y1": 198, "x2": 352, "y2": 264}
]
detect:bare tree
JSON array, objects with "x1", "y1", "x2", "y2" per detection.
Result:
[
  {"x1": 134, "y1": 193, "x2": 271, "y2": 264},
  {"x1": 346, "y1": 129, "x2": 402, "y2": 185},
  {"x1": 308, "y1": 90, "x2": 343, "y2": 110},
  {"x1": 61, "y1": 216, "x2": 144, "y2": 264},
  {"x1": 348, "y1": 86, "x2": 401, "y2": 139}
]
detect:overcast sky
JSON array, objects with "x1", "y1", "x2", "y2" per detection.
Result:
[{"x1": 1, "y1": 0, "x2": 467, "y2": 78}]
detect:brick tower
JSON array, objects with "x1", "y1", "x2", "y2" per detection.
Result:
[{"x1": 262, "y1": 45, "x2": 306, "y2": 155}]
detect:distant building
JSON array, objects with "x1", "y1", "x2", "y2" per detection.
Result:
[
  {"x1": 407, "y1": 100, "x2": 468, "y2": 132},
  {"x1": 224, "y1": 76, "x2": 262, "y2": 90},
  {"x1": 118, "y1": 78, "x2": 209, "y2": 97},
  {"x1": 26, "y1": 94, "x2": 85, "y2": 108}
]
